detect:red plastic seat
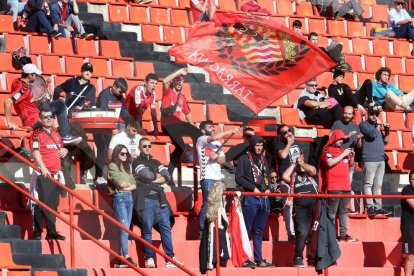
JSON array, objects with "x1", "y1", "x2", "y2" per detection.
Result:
[
  {"x1": 333, "y1": 36, "x2": 350, "y2": 54},
  {"x1": 0, "y1": 243, "x2": 31, "y2": 270},
  {"x1": 4, "y1": 33, "x2": 25, "y2": 53},
  {"x1": 29, "y1": 35, "x2": 50, "y2": 55},
  {"x1": 385, "y1": 151, "x2": 399, "y2": 171},
  {"x1": 207, "y1": 104, "x2": 229, "y2": 123},
  {"x1": 218, "y1": 0, "x2": 237, "y2": 12},
  {"x1": 141, "y1": 25, "x2": 161, "y2": 43},
  {"x1": 0, "y1": 53, "x2": 18, "y2": 72},
  {"x1": 405, "y1": 58, "x2": 414, "y2": 73},
  {"x1": 372, "y1": 39, "x2": 391, "y2": 56},
  {"x1": 327, "y1": 20, "x2": 347, "y2": 36},
  {"x1": 352, "y1": 38, "x2": 371, "y2": 55},
  {"x1": 64, "y1": 56, "x2": 85, "y2": 74},
  {"x1": 52, "y1": 38, "x2": 75, "y2": 56},
  {"x1": 158, "y1": 0, "x2": 179, "y2": 7},
  {"x1": 393, "y1": 39, "x2": 412, "y2": 57},
  {"x1": 150, "y1": 7, "x2": 170, "y2": 25},
  {"x1": 89, "y1": 58, "x2": 111, "y2": 77},
  {"x1": 287, "y1": 89, "x2": 303, "y2": 106},
  {"x1": 385, "y1": 111, "x2": 407, "y2": 131},
  {"x1": 356, "y1": 72, "x2": 374, "y2": 87},
  {"x1": 41, "y1": 55, "x2": 63, "y2": 75},
  {"x1": 295, "y1": 2, "x2": 314, "y2": 17},
  {"x1": 280, "y1": 107, "x2": 306, "y2": 127},
  {"x1": 257, "y1": 0, "x2": 276, "y2": 15},
  {"x1": 108, "y1": 4, "x2": 128, "y2": 23},
  {"x1": 0, "y1": 15, "x2": 14, "y2": 33},
  {"x1": 76, "y1": 39, "x2": 98, "y2": 57},
  {"x1": 398, "y1": 75, "x2": 412, "y2": 92},
  {"x1": 346, "y1": 55, "x2": 364, "y2": 72},
  {"x1": 134, "y1": 61, "x2": 155, "y2": 80},
  {"x1": 129, "y1": 6, "x2": 149, "y2": 24},
  {"x1": 398, "y1": 152, "x2": 414, "y2": 172},
  {"x1": 384, "y1": 130, "x2": 400, "y2": 150},
  {"x1": 111, "y1": 60, "x2": 133, "y2": 78},
  {"x1": 402, "y1": 131, "x2": 414, "y2": 151},
  {"x1": 371, "y1": 5, "x2": 389, "y2": 23},
  {"x1": 347, "y1": 21, "x2": 366, "y2": 37},
  {"x1": 308, "y1": 18, "x2": 326, "y2": 34},
  {"x1": 276, "y1": 0, "x2": 293, "y2": 15},
  {"x1": 364, "y1": 56, "x2": 383, "y2": 73},
  {"x1": 99, "y1": 40, "x2": 122, "y2": 58},
  {"x1": 385, "y1": 57, "x2": 404, "y2": 74},
  {"x1": 270, "y1": 16, "x2": 287, "y2": 27},
  {"x1": 163, "y1": 26, "x2": 184, "y2": 44},
  {"x1": 170, "y1": 9, "x2": 190, "y2": 26},
  {"x1": 187, "y1": 102, "x2": 205, "y2": 123}
]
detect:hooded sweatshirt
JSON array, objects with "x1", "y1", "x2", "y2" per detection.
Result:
[
  {"x1": 320, "y1": 130, "x2": 352, "y2": 191},
  {"x1": 235, "y1": 135, "x2": 269, "y2": 192}
]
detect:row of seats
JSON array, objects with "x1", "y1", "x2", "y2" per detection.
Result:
[{"x1": 77, "y1": 0, "x2": 190, "y2": 9}]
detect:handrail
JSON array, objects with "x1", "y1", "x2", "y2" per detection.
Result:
[{"x1": 0, "y1": 139, "x2": 197, "y2": 276}]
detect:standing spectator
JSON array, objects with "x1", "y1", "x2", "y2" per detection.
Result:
[
  {"x1": 161, "y1": 68, "x2": 202, "y2": 177},
  {"x1": 282, "y1": 156, "x2": 319, "y2": 268},
  {"x1": 107, "y1": 118, "x2": 142, "y2": 160},
  {"x1": 372, "y1": 67, "x2": 414, "y2": 111},
  {"x1": 295, "y1": 78, "x2": 341, "y2": 128},
  {"x1": 389, "y1": 0, "x2": 414, "y2": 41},
  {"x1": 124, "y1": 73, "x2": 159, "y2": 136},
  {"x1": 21, "y1": 0, "x2": 62, "y2": 37},
  {"x1": 50, "y1": 0, "x2": 93, "y2": 39},
  {"x1": 190, "y1": 0, "x2": 216, "y2": 22},
  {"x1": 235, "y1": 135, "x2": 274, "y2": 268},
  {"x1": 108, "y1": 144, "x2": 137, "y2": 268},
  {"x1": 268, "y1": 171, "x2": 295, "y2": 242},
  {"x1": 196, "y1": 120, "x2": 240, "y2": 236},
  {"x1": 311, "y1": 0, "x2": 369, "y2": 23},
  {"x1": 273, "y1": 124, "x2": 302, "y2": 175},
  {"x1": 328, "y1": 68, "x2": 374, "y2": 116},
  {"x1": 359, "y1": 106, "x2": 392, "y2": 216},
  {"x1": 132, "y1": 138, "x2": 184, "y2": 268},
  {"x1": 4, "y1": 64, "x2": 81, "y2": 145},
  {"x1": 7, "y1": 0, "x2": 25, "y2": 30},
  {"x1": 93, "y1": 78, "x2": 129, "y2": 185},
  {"x1": 401, "y1": 170, "x2": 414, "y2": 276},
  {"x1": 320, "y1": 130, "x2": 357, "y2": 242},
  {"x1": 30, "y1": 107, "x2": 67, "y2": 241}
]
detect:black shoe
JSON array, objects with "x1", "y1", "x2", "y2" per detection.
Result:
[
  {"x1": 45, "y1": 232, "x2": 66, "y2": 241},
  {"x1": 255, "y1": 260, "x2": 275, "y2": 267},
  {"x1": 49, "y1": 30, "x2": 62, "y2": 38},
  {"x1": 376, "y1": 208, "x2": 392, "y2": 216},
  {"x1": 288, "y1": 234, "x2": 296, "y2": 243},
  {"x1": 125, "y1": 257, "x2": 137, "y2": 267},
  {"x1": 242, "y1": 260, "x2": 256, "y2": 268},
  {"x1": 62, "y1": 135, "x2": 82, "y2": 146},
  {"x1": 367, "y1": 206, "x2": 377, "y2": 216},
  {"x1": 294, "y1": 257, "x2": 305, "y2": 268},
  {"x1": 338, "y1": 234, "x2": 358, "y2": 242}
]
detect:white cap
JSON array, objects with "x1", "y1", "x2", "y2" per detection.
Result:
[{"x1": 22, "y1": 64, "x2": 42, "y2": 75}]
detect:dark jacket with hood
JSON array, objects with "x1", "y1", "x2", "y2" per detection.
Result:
[{"x1": 235, "y1": 135, "x2": 269, "y2": 192}]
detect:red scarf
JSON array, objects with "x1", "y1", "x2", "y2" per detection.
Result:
[
  {"x1": 246, "y1": 151, "x2": 267, "y2": 185},
  {"x1": 59, "y1": 2, "x2": 68, "y2": 22}
]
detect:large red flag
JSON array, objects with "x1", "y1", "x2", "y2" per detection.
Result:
[{"x1": 168, "y1": 14, "x2": 337, "y2": 114}]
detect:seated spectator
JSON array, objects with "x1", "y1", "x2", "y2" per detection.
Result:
[
  {"x1": 308, "y1": 32, "x2": 344, "y2": 65},
  {"x1": 292, "y1": 20, "x2": 303, "y2": 35},
  {"x1": 311, "y1": 0, "x2": 369, "y2": 23},
  {"x1": 107, "y1": 118, "x2": 142, "y2": 160},
  {"x1": 124, "y1": 73, "x2": 159, "y2": 136},
  {"x1": 372, "y1": 67, "x2": 414, "y2": 111},
  {"x1": 50, "y1": 0, "x2": 93, "y2": 39},
  {"x1": 294, "y1": 78, "x2": 341, "y2": 128},
  {"x1": 7, "y1": 0, "x2": 25, "y2": 30},
  {"x1": 20, "y1": 0, "x2": 62, "y2": 37},
  {"x1": 190, "y1": 0, "x2": 216, "y2": 22},
  {"x1": 328, "y1": 68, "x2": 373, "y2": 116},
  {"x1": 389, "y1": 0, "x2": 414, "y2": 41},
  {"x1": 240, "y1": 0, "x2": 271, "y2": 15}
]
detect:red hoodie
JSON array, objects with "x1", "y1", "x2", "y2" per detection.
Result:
[{"x1": 320, "y1": 130, "x2": 352, "y2": 191}]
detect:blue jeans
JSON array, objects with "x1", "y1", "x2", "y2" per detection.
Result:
[
  {"x1": 243, "y1": 196, "x2": 270, "y2": 262},
  {"x1": 393, "y1": 23, "x2": 414, "y2": 41},
  {"x1": 34, "y1": 100, "x2": 70, "y2": 137},
  {"x1": 7, "y1": 0, "x2": 25, "y2": 23},
  {"x1": 112, "y1": 192, "x2": 133, "y2": 256},
  {"x1": 142, "y1": 198, "x2": 174, "y2": 259},
  {"x1": 199, "y1": 179, "x2": 216, "y2": 232},
  {"x1": 24, "y1": 10, "x2": 53, "y2": 34}
]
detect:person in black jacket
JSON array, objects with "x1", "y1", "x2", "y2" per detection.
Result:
[
  {"x1": 235, "y1": 135, "x2": 274, "y2": 268},
  {"x1": 132, "y1": 137, "x2": 183, "y2": 269}
]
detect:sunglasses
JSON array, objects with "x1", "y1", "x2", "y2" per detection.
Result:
[
  {"x1": 119, "y1": 152, "x2": 128, "y2": 156},
  {"x1": 270, "y1": 176, "x2": 277, "y2": 179},
  {"x1": 142, "y1": 145, "x2": 152, "y2": 149},
  {"x1": 280, "y1": 129, "x2": 291, "y2": 135},
  {"x1": 42, "y1": 114, "x2": 54, "y2": 119},
  {"x1": 307, "y1": 83, "x2": 317, "y2": 87},
  {"x1": 395, "y1": 2, "x2": 404, "y2": 5}
]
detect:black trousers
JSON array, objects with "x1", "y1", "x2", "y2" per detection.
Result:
[
  {"x1": 33, "y1": 175, "x2": 60, "y2": 234},
  {"x1": 92, "y1": 133, "x2": 112, "y2": 178},
  {"x1": 293, "y1": 198, "x2": 317, "y2": 259}
]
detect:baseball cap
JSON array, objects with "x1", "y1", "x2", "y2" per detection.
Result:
[
  {"x1": 81, "y1": 62, "x2": 93, "y2": 73},
  {"x1": 22, "y1": 63, "x2": 42, "y2": 75}
]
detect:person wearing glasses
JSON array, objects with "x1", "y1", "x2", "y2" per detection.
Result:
[
  {"x1": 389, "y1": 0, "x2": 414, "y2": 41},
  {"x1": 294, "y1": 78, "x2": 341, "y2": 128},
  {"x1": 108, "y1": 118, "x2": 142, "y2": 160},
  {"x1": 273, "y1": 124, "x2": 302, "y2": 176},
  {"x1": 108, "y1": 144, "x2": 137, "y2": 268},
  {"x1": 29, "y1": 107, "x2": 68, "y2": 241},
  {"x1": 359, "y1": 106, "x2": 391, "y2": 217},
  {"x1": 372, "y1": 67, "x2": 414, "y2": 111},
  {"x1": 132, "y1": 138, "x2": 184, "y2": 269}
]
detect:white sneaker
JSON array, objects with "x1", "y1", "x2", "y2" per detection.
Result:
[
  {"x1": 95, "y1": 177, "x2": 107, "y2": 185},
  {"x1": 165, "y1": 257, "x2": 184, "y2": 268},
  {"x1": 145, "y1": 257, "x2": 155, "y2": 268}
]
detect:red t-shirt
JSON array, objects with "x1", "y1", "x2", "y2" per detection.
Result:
[
  {"x1": 124, "y1": 84, "x2": 156, "y2": 118},
  {"x1": 320, "y1": 146, "x2": 351, "y2": 191},
  {"x1": 161, "y1": 87, "x2": 190, "y2": 126},
  {"x1": 30, "y1": 128, "x2": 63, "y2": 174},
  {"x1": 10, "y1": 79, "x2": 39, "y2": 127}
]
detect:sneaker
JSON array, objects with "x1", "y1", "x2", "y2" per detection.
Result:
[
  {"x1": 62, "y1": 135, "x2": 82, "y2": 146},
  {"x1": 125, "y1": 257, "x2": 137, "y2": 267},
  {"x1": 95, "y1": 177, "x2": 107, "y2": 185},
  {"x1": 367, "y1": 206, "x2": 377, "y2": 217},
  {"x1": 338, "y1": 234, "x2": 358, "y2": 242},
  {"x1": 348, "y1": 209, "x2": 358, "y2": 215},
  {"x1": 145, "y1": 257, "x2": 155, "y2": 268},
  {"x1": 242, "y1": 260, "x2": 256, "y2": 268},
  {"x1": 114, "y1": 261, "x2": 128, "y2": 268},
  {"x1": 50, "y1": 30, "x2": 62, "y2": 38},
  {"x1": 45, "y1": 231, "x2": 66, "y2": 240},
  {"x1": 293, "y1": 257, "x2": 305, "y2": 268},
  {"x1": 288, "y1": 234, "x2": 296, "y2": 243},
  {"x1": 255, "y1": 260, "x2": 275, "y2": 267},
  {"x1": 376, "y1": 208, "x2": 392, "y2": 216},
  {"x1": 79, "y1": 33, "x2": 94, "y2": 40},
  {"x1": 141, "y1": 0, "x2": 152, "y2": 3},
  {"x1": 165, "y1": 257, "x2": 184, "y2": 268}
]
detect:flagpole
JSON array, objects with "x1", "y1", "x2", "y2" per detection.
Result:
[{"x1": 214, "y1": 120, "x2": 249, "y2": 154}]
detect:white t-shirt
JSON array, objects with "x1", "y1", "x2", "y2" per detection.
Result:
[
  {"x1": 196, "y1": 135, "x2": 224, "y2": 181},
  {"x1": 389, "y1": 8, "x2": 411, "y2": 28},
  {"x1": 109, "y1": 131, "x2": 142, "y2": 158},
  {"x1": 134, "y1": 85, "x2": 156, "y2": 109}
]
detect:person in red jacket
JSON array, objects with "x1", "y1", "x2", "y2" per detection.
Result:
[
  {"x1": 190, "y1": 0, "x2": 216, "y2": 22},
  {"x1": 320, "y1": 129, "x2": 357, "y2": 242}
]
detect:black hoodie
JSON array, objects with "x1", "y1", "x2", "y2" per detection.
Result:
[{"x1": 235, "y1": 135, "x2": 269, "y2": 192}]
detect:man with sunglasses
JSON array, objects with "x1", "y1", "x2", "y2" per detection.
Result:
[
  {"x1": 389, "y1": 0, "x2": 414, "y2": 40},
  {"x1": 359, "y1": 106, "x2": 391, "y2": 217},
  {"x1": 132, "y1": 138, "x2": 184, "y2": 268},
  {"x1": 108, "y1": 118, "x2": 142, "y2": 160},
  {"x1": 273, "y1": 124, "x2": 302, "y2": 176},
  {"x1": 29, "y1": 107, "x2": 67, "y2": 240}
]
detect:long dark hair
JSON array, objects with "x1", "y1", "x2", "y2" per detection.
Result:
[{"x1": 111, "y1": 144, "x2": 132, "y2": 173}]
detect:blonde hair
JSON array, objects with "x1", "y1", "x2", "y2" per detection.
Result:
[{"x1": 206, "y1": 181, "x2": 226, "y2": 222}]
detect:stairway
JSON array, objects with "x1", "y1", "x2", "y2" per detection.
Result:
[{"x1": 0, "y1": 212, "x2": 87, "y2": 276}]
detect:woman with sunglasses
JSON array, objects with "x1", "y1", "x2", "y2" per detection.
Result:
[
  {"x1": 108, "y1": 144, "x2": 137, "y2": 268},
  {"x1": 389, "y1": 0, "x2": 414, "y2": 41}
]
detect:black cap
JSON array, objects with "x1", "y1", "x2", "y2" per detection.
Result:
[
  {"x1": 81, "y1": 63, "x2": 93, "y2": 73},
  {"x1": 368, "y1": 106, "x2": 380, "y2": 116},
  {"x1": 333, "y1": 67, "x2": 345, "y2": 79}
]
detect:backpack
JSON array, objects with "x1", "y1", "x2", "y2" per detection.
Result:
[{"x1": 12, "y1": 47, "x2": 32, "y2": 70}]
